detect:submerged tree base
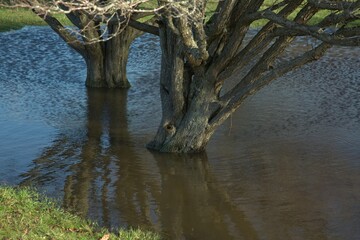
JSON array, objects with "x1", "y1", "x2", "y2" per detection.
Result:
[{"x1": 147, "y1": 111, "x2": 214, "y2": 153}]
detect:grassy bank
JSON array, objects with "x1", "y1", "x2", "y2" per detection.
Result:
[
  {"x1": 0, "y1": 8, "x2": 69, "y2": 32},
  {"x1": 1, "y1": 4, "x2": 357, "y2": 32},
  {"x1": 0, "y1": 186, "x2": 160, "y2": 240}
]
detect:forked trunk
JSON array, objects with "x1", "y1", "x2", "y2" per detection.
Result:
[
  {"x1": 36, "y1": 11, "x2": 141, "y2": 88},
  {"x1": 147, "y1": 25, "x2": 219, "y2": 153},
  {"x1": 147, "y1": 0, "x2": 342, "y2": 153}
]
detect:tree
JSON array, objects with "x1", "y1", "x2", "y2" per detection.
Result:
[
  {"x1": 144, "y1": 0, "x2": 360, "y2": 152},
  {"x1": 2, "y1": 0, "x2": 146, "y2": 88},
  {"x1": 3, "y1": 0, "x2": 360, "y2": 152}
]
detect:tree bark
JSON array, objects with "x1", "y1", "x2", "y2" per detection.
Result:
[
  {"x1": 145, "y1": 2, "x2": 343, "y2": 153},
  {"x1": 84, "y1": 25, "x2": 141, "y2": 88},
  {"x1": 147, "y1": 24, "x2": 219, "y2": 153},
  {"x1": 84, "y1": 45, "x2": 107, "y2": 88},
  {"x1": 147, "y1": 103, "x2": 216, "y2": 153}
]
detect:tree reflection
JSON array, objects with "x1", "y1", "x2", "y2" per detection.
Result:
[
  {"x1": 151, "y1": 152, "x2": 259, "y2": 239},
  {"x1": 20, "y1": 88, "x2": 259, "y2": 239},
  {"x1": 19, "y1": 82, "x2": 360, "y2": 239}
]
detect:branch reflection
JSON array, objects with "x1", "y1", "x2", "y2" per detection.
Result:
[{"x1": 20, "y1": 88, "x2": 258, "y2": 239}]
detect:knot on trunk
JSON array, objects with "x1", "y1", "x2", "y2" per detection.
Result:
[{"x1": 163, "y1": 123, "x2": 176, "y2": 136}]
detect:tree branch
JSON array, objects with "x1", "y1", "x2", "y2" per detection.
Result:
[
  {"x1": 260, "y1": 9, "x2": 360, "y2": 46},
  {"x1": 209, "y1": 42, "x2": 332, "y2": 128},
  {"x1": 30, "y1": 8, "x2": 85, "y2": 56},
  {"x1": 228, "y1": 4, "x2": 319, "y2": 88},
  {"x1": 316, "y1": 9, "x2": 360, "y2": 28},
  {"x1": 216, "y1": 0, "x2": 305, "y2": 80},
  {"x1": 308, "y1": 0, "x2": 359, "y2": 11},
  {"x1": 128, "y1": 19, "x2": 159, "y2": 36},
  {"x1": 205, "y1": 0, "x2": 237, "y2": 40}
]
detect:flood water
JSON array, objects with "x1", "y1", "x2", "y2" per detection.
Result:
[{"x1": 0, "y1": 27, "x2": 359, "y2": 240}]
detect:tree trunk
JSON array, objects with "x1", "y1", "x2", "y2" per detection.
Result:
[
  {"x1": 85, "y1": 47, "x2": 107, "y2": 87},
  {"x1": 147, "y1": 4, "x2": 329, "y2": 153},
  {"x1": 84, "y1": 25, "x2": 141, "y2": 88},
  {"x1": 34, "y1": 11, "x2": 142, "y2": 88},
  {"x1": 147, "y1": 71, "x2": 219, "y2": 153},
  {"x1": 147, "y1": 25, "x2": 219, "y2": 153},
  {"x1": 147, "y1": 102, "x2": 216, "y2": 153}
]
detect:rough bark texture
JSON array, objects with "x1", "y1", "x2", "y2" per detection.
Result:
[
  {"x1": 85, "y1": 26, "x2": 140, "y2": 88},
  {"x1": 146, "y1": 0, "x2": 358, "y2": 153},
  {"x1": 147, "y1": 23, "x2": 219, "y2": 153}
]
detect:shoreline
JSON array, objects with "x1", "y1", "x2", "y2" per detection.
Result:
[
  {"x1": 0, "y1": 186, "x2": 160, "y2": 240},
  {"x1": 0, "y1": 8, "x2": 69, "y2": 32}
]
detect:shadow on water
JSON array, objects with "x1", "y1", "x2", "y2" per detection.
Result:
[{"x1": 1, "y1": 27, "x2": 360, "y2": 240}]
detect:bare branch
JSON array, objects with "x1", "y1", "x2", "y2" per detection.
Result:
[
  {"x1": 215, "y1": 0, "x2": 305, "y2": 80},
  {"x1": 0, "y1": 0, "x2": 166, "y2": 43},
  {"x1": 209, "y1": 42, "x2": 332, "y2": 128},
  {"x1": 308, "y1": 0, "x2": 359, "y2": 10},
  {"x1": 128, "y1": 19, "x2": 159, "y2": 36},
  {"x1": 259, "y1": 9, "x2": 360, "y2": 46},
  {"x1": 205, "y1": 0, "x2": 237, "y2": 39}
]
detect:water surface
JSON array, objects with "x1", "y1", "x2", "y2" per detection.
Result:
[{"x1": 0, "y1": 27, "x2": 359, "y2": 240}]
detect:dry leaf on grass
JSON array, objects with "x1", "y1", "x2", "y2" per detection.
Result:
[{"x1": 100, "y1": 233, "x2": 110, "y2": 240}]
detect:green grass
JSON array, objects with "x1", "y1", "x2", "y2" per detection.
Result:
[
  {"x1": 0, "y1": 186, "x2": 160, "y2": 240},
  {"x1": 0, "y1": 8, "x2": 69, "y2": 32}
]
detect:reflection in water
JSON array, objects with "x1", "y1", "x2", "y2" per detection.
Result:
[
  {"x1": 0, "y1": 27, "x2": 360, "y2": 239},
  {"x1": 151, "y1": 153, "x2": 259, "y2": 240},
  {"x1": 20, "y1": 89, "x2": 260, "y2": 239},
  {"x1": 20, "y1": 86, "x2": 360, "y2": 239}
]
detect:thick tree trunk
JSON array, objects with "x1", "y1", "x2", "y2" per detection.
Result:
[
  {"x1": 84, "y1": 25, "x2": 141, "y2": 88},
  {"x1": 104, "y1": 25, "x2": 139, "y2": 88},
  {"x1": 35, "y1": 11, "x2": 141, "y2": 88},
  {"x1": 147, "y1": 25, "x2": 218, "y2": 153},
  {"x1": 85, "y1": 49, "x2": 107, "y2": 87},
  {"x1": 148, "y1": 3, "x2": 333, "y2": 153},
  {"x1": 147, "y1": 102, "x2": 216, "y2": 153}
]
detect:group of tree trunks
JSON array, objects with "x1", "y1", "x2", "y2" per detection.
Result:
[{"x1": 3, "y1": 0, "x2": 359, "y2": 153}]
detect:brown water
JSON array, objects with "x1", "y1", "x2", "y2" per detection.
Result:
[{"x1": 0, "y1": 27, "x2": 359, "y2": 240}]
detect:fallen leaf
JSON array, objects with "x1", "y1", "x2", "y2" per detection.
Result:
[{"x1": 100, "y1": 234, "x2": 110, "y2": 240}]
